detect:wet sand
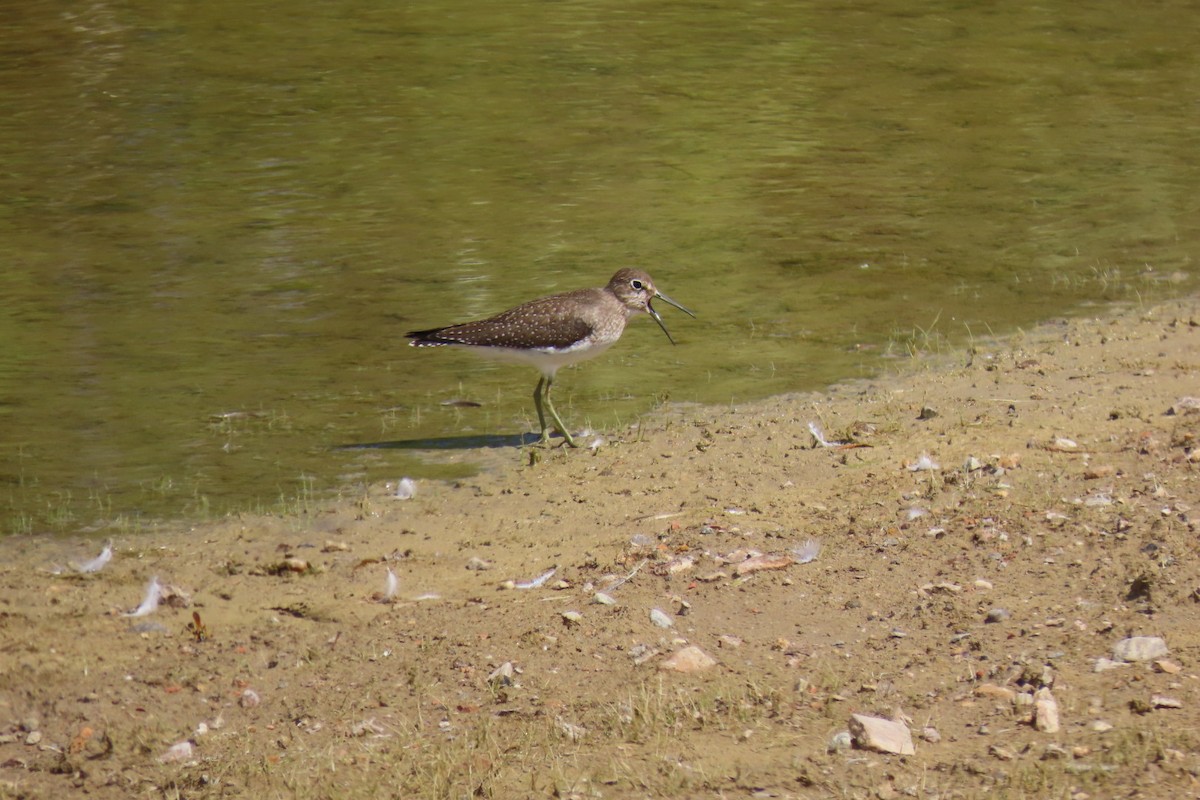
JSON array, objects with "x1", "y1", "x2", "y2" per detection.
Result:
[{"x1": 1, "y1": 295, "x2": 1197, "y2": 799}]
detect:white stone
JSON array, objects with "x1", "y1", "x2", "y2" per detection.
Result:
[
  {"x1": 1035, "y1": 688, "x2": 1060, "y2": 733},
  {"x1": 659, "y1": 645, "x2": 716, "y2": 673},
  {"x1": 1112, "y1": 636, "x2": 1168, "y2": 662},
  {"x1": 848, "y1": 713, "x2": 915, "y2": 755},
  {"x1": 649, "y1": 608, "x2": 674, "y2": 628}
]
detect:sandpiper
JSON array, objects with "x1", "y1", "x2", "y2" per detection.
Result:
[{"x1": 406, "y1": 268, "x2": 694, "y2": 447}]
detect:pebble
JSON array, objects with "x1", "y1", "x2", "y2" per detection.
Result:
[
  {"x1": 1042, "y1": 743, "x2": 1070, "y2": 760},
  {"x1": 989, "y1": 744, "x2": 1018, "y2": 761},
  {"x1": 488, "y1": 662, "x2": 515, "y2": 687},
  {"x1": 1151, "y1": 695, "x2": 1182, "y2": 709},
  {"x1": 1090, "y1": 720, "x2": 1114, "y2": 733},
  {"x1": 1035, "y1": 687, "x2": 1061, "y2": 733},
  {"x1": 1169, "y1": 396, "x2": 1200, "y2": 415},
  {"x1": 663, "y1": 555, "x2": 696, "y2": 575},
  {"x1": 659, "y1": 645, "x2": 716, "y2": 673},
  {"x1": 828, "y1": 731, "x2": 853, "y2": 752},
  {"x1": 1112, "y1": 636, "x2": 1169, "y2": 662},
  {"x1": 239, "y1": 688, "x2": 261, "y2": 709},
  {"x1": 985, "y1": 608, "x2": 1011, "y2": 623},
  {"x1": 158, "y1": 740, "x2": 195, "y2": 763},
  {"x1": 561, "y1": 611, "x2": 583, "y2": 626},
  {"x1": 592, "y1": 592, "x2": 616, "y2": 606},
  {"x1": 848, "y1": 713, "x2": 915, "y2": 755},
  {"x1": 975, "y1": 683, "x2": 1017, "y2": 702},
  {"x1": 649, "y1": 608, "x2": 674, "y2": 629},
  {"x1": 24, "y1": 731, "x2": 42, "y2": 746}
]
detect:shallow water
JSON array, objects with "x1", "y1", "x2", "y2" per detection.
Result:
[{"x1": 2, "y1": 0, "x2": 1197, "y2": 535}]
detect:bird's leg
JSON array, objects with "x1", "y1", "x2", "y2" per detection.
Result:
[
  {"x1": 533, "y1": 377, "x2": 551, "y2": 444},
  {"x1": 540, "y1": 376, "x2": 578, "y2": 448}
]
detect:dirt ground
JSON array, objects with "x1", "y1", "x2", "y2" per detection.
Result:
[{"x1": 1, "y1": 296, "x2": 1198, "y2": 800}]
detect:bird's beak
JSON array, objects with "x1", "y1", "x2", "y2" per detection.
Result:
[{"x1": 647, "y1": 291, "x2": 696, "y2": 346}]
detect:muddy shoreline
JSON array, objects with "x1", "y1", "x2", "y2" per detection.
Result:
[{"x1": 1, "y1": 295, "x2": 1197, "y2": 799}]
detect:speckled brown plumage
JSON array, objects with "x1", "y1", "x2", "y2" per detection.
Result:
[{"x1": 406, "y1": 268, "x2": 694, "y2": 447}]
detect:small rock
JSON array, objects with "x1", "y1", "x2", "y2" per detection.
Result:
[
  {"x1": 592, "y1": 592, "x2": 616, "y2": 606},
  {"x1": 158, "y1": 740, "x2": 195, "y2": 763},
  {"x1": 1168, "y1": 396, "x2": 1200, "y2": 415},
  {"x1": 465, "y1": 557, "x2": 493, "y2": 571},
  {"x1": 989, "y1": 744, "x2": 1018, "y2": 761},
  {"x1": 23, "y1": 731, "x2": 42, "y2": 746},
  {"x1": 848, "y1": 713, "x2": 915, "y2": 755},
  {"x1": 349, "y1": 718, "x2": 387, "y2": 737},
  {"x1": 717, "y1": 634, "x2": 744, "y2": 648},
  {"x1": 1083, "y1": 465, "x2": 1115, "y2": 479},
  {"x1": 1112, "y1": 636, "x2": 1169, "y2": 662},
  {"x1": 488, "y1": 662, "x2": 516, "y2": 687},
  {"x1": 1151, "y1": 695, "x2": 1183, "y2": 709},
  {"x1": 975, "y1": 683, "x2": 1017, "y2": 701},
  {"x1": 963, "y1": 455, "x2": 984, "y2": 472},
  {"x1": 239, "y1": 688, "x2": 261, "y2": 709},
  {"x1": 1154, "y1": 659, "x2": 1182, "y2": 674},
  {"x1": 1090, "y1": 720, "x2": 1114, "y2": 733},
  {"x1": 918, "y1": 406, "x2": 938, "y2": 420},
  {"x1": 1046, "y1": 437, "x2": 1079, "y2": 452},
  {"x1": 985, "y1": 608, "x2": 1011, "y2": 623},
  {"x1": 1093, "y1": 657, "x2": 1130, "y2": 672},
  {"x1": 649, "y1": 608, "x2": 674, "y2": 629},
  {"x1": 828, "y1": 731, "x2": 853, "y2": 752},
  {"x1": 659, "y1": 645, "x2": 716, "y2": 673},
  {"x1": 662, "y1": 555, "x2": 696, "y2": 575},
  {"x1": 1042, "y1": 743, "x2": 1070, "y2": 760},
  {"x1": 922, "y1": 726, "x2": 941, "y2": 743},
  {"x1": 1035, "y1": 688, "x2": 1061, "y2": 733},
  {"x1": 557, "y1": 719, "x2": 587, "y2": 742},
  {"x1": 561, "y1": 611, "x2": 583, "y2": 626},
  {"x1": 974, "y1": 579, "x2": 994, "y2": 591}
]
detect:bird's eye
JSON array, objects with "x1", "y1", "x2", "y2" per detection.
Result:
[{"x1": 630, "y1": 279, "x2": 644, "y2": 290}]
